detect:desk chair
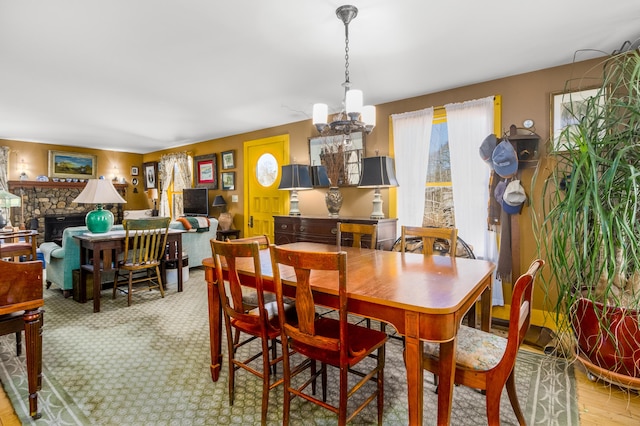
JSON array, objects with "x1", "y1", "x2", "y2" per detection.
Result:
[
  {"x1": 211, "y1": 239, "x2": 294, "y2": 425},
  {"x1": 113, "y1": 217, "x2": 170, "y2": 306},
  {"x1": 421, "y1": 259, "x2": 544, "y2": 425},
  {"x1": 270, "y1": 245, "x2": 388, "y2": 425},
  {"x1": 0, "y1": 259, "x2": 44, "y2": 419}
]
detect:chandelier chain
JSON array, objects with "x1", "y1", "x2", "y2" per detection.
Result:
[{"x1": 344, "y1": 21, "x2": 350, "y2": 87}]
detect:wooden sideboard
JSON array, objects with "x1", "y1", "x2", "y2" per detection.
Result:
[{"x1": 273, "y1": 215, "x2": 398, "y2": 250}]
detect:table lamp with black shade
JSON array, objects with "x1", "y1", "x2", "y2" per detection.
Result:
[
  {"x1": 310, "y1": 165, "x2": 330, "y2": 188},
  {"x1": 278, "y1": 164, "x2": 312, "y2": 216},
  {"x1": 0, "y1": 190, "x2": 21, "y2": 230},
  {"x1": 72, "y1": 179, "x2": 127, "y2": 233},
  {"x1": 358, "y1": 156, "x2": 399, "y2": 219}
]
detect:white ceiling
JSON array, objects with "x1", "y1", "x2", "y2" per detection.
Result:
[{"x1": 2, "y1": 1, "x2": 640, "y2": 154}]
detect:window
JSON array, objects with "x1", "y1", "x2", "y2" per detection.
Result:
[{"x1": 423, "y1": 110, "x2": 454, "y2": 228}]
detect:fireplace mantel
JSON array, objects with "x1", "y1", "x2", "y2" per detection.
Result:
[{"x1": 8, "y1": 180, "x2": 127, "y2": 191}]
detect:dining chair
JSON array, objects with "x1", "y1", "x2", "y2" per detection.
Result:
[
  {"x1": 421, "y1": 258, "x2": 545, "y2": 425},
  {"x1": 400, "y1": 225, "x2": 458, "y2": 256},
  {"x1": 336, "y1": 222, "x2": 378, "y2": 249},
  {"x1": 223, "y1": 235, "x2": 275, "y2": 312},
  {"x1": 211, "y1": 238, "x2": 295, "y2": 425},
  {"x1": 112, "y1": 217, "x2": 171, "y2": 306},
  {"x1": 270, "y1": 244, "x2": 388, "y2": 425},
  {"x1": 0, "y1": 259, "x2": 44, "y2": 419}
]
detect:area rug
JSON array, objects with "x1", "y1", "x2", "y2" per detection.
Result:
[{"x1": 0, "y1": 268, "x2": 578, "y2": 425}]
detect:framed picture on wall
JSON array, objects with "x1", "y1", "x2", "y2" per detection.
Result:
[
  {"x1": 143, "y1": 162, "x2": 158, "y2": 190},
  {"x1": 131, "y1": 166, "x2": 139, "y2": 176},
  {"x1": 48, "y1": 151, "x2": 97, "y2": 180},
  {"x1": 221, "y1": 150, "x2": 235, "y2": 169},
  {"x1": 221, "y1": 171, "x2": 235, "y2": 190},
  {"x1": 193, "y1": 154, "x2": 218, "y2": 189},
  {"x1": 550, "y1": 87, "x2": 602, "y2": 151}
]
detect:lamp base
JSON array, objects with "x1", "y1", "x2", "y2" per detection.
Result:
[
  {"x1": 86, "y1": 205, "x2": 114, "y2": 233},
  {"x1": 288, "y1": 189, "x2": 302, "y2": 216},
  {"x1": 369, "y1": 188, "x2": 385, "y2": 219}
]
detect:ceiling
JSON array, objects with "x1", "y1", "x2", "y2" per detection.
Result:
[{"x1": 2, "y1": 1, "x2": 640, "y2": 154}]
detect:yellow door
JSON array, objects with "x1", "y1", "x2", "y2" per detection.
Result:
[{"x1": 244, "y1": 135, "x2": 289, "y2": 241}]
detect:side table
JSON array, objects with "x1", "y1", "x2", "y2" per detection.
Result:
[{"x1": 216, "y1": 229, "x2": 240, "y2": 241}]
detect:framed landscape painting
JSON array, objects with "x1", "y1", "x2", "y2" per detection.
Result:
[
  {"x1": 194, "y1": 154, "x2": 218, "y2": 189},
  {"x1": 48, "y1": 151, "x2": 97, "y2": 179}
]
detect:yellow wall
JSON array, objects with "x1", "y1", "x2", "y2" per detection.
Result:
[{"x1": 2, "y1": 57, "x2": 606, "y2": 325}]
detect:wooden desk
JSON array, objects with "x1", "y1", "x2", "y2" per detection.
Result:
[
  {"x1": 0, "y1": 229, "x2": 38, "y2": 261},
  {"x1": 203, "y1": 242, "x2": 494, "y2": 425},
  {"x1": 0, "y1": 260, "x2": 44, "y2": 419},
  {"x1": 75, "y1": 229, "x2": 184, "y2": 313}
]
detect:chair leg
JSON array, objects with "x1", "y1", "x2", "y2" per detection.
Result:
[
  {"x1": 506, "y1": 370, "x2": 525, "y2": 425},
  {"x1": 321, "y1": 362, "x2": 328, "y2": 402},
  {"x1": 338, "y1": 365, "x2": 348, "y2": 426},
  {"x1": 260, "y1": 336, "x2": 272, "y2": 425},
  {"x1": 282, "y1": 347, "x2": 291, "y2": 426},
  {"x1": 484, "y1": 384, "x2": 504, "y2": 425},
  {"x1": 128, "y1": 272, "x2": 133, "y2": 306},
  {"x1": 155, "y1": 266, "x2": 165, "y2": 298},
  {"x1": 377, "y1": 345, "x2": 385, "y2": 425},
  {"x1": 15, "y1": 331, "x2": 21, "y2": 356},
  {"x1": 270, "y1": 338, "x2": 277, "y2": 376}
]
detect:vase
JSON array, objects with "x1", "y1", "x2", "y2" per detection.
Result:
[{"x1": 325, "y1": 187, "x2": 343, "y2": 218}]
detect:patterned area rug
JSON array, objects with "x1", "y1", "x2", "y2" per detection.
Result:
[{"x1": 0, "y1": 268, "x2": 578, "y2": 425}]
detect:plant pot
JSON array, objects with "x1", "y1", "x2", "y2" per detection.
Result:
[
  {"x1": 325, "y1": 187, "x2": 343, "y2": 218},
  {"x1": 571, "y1": 297, "x2": 640, "y2": 380}
]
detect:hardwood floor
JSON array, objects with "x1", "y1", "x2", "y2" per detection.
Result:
[{"x1": 0, "y1": 354, "x2": 637, "y2": 424}]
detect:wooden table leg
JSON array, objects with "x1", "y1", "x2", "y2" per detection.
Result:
[
  {"x1": 92, "y1": 248, "x2": 102, "y2": 313},
  {"x1": 437, "y1": 339, "x2": 456, "y2": 425},
  {"x1": 204, "y1": 261, "x2": 222, "y2": 381},
  {"x1": 23, "y1": 309, "x2": 42, "y2": 419},
  {"x1": 404, "y1": 312, "x2": 424, "y2": 425},
  {"x1": 480, "y1": 276, "x2": 493, "y2": 332}
]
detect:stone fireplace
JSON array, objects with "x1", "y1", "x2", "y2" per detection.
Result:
[{"x1": 8, "y1": 181, "x2": 126, "y2": 245}]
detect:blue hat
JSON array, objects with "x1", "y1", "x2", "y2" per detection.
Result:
[{"x1": 492, "y1": 140, "x2": 518, "y2": 178}]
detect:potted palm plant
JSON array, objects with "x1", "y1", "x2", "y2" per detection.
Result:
[{"x1": 534, "y1": 48, "x2": 640, "y2": 389}]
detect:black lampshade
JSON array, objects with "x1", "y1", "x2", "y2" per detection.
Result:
[
  {"x1": 212, "y1": 195, "x2": 226, "y2": 207},
  {"x1": 310, "y1": 165, "x2": 331, "y2": 187},
  {"x1": 358, "y1": 156, "x2": 399, "y2": 188},
  {"x1": 278, "y1": 165, "x2": 313, "y2": 190}
]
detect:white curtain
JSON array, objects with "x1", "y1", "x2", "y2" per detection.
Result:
[
  {"x1": 445, "y1": 96, "x2": 502, "y2": 305},
  {"x1": 0, "y1": 146, "x2": 10, "y2": 190},
  {"x1": 391, "y1": 108, "x2": 434, "y2": 229},
  {"x1": 158, "y1": 152, "x2": 192, "y2": 218}
]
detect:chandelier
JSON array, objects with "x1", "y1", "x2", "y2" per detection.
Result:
[{"x1": 312, "y1": 5, "x2": 375, "y2": 136}]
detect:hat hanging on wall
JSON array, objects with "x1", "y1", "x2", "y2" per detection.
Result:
[
  {"x1": 479, "y1": 134, "x2": 497, "y2": 169},
  {"x1": 502, "y1": 180, "x2": 526, "y2": 214},
  {"x1": 494, "y1": 180, "x2": 507, "y2": 204},
  {"x1": 492, "y1": 140, "x2": 518, "y2": 178}
]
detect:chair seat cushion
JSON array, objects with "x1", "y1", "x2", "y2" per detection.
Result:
[
  {"x1": 291, "y1": 317, "x2": 388, "y2": 367},
  {"x1": 422, "y1": 325, "x2": 506, "y2": 371}
]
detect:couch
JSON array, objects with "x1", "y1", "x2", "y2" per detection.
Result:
[{"x1": 39, "y1": 212, "x2": 218, "y2": 295}]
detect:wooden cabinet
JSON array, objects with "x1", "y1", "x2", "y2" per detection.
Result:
[{"x1": 273, "y1": 216, "x2": 397, "y2": 250}]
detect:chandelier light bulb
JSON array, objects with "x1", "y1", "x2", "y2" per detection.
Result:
[
  {"x1": 345, "y1": 89, "x2": 363, "y2": 117},
  {"x1": 362, "y1": 105, "x2": 376, "y2": 126}
]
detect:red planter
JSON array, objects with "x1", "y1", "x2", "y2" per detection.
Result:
[{"x1": 571, "y1": 297, "x2": 640, "y2": 378}]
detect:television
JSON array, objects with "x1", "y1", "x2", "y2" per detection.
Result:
[{"x1": 183, "y1": 188, "x2": 209, "y2": 217}]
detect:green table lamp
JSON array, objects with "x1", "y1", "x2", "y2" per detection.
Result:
[{"x1": 72, "y1": 179, "x2": 127, "y2": 233}]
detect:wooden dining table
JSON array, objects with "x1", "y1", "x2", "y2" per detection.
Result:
[{"x1": 202, "y1": 242, "x2": 495, "y2": 425}]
